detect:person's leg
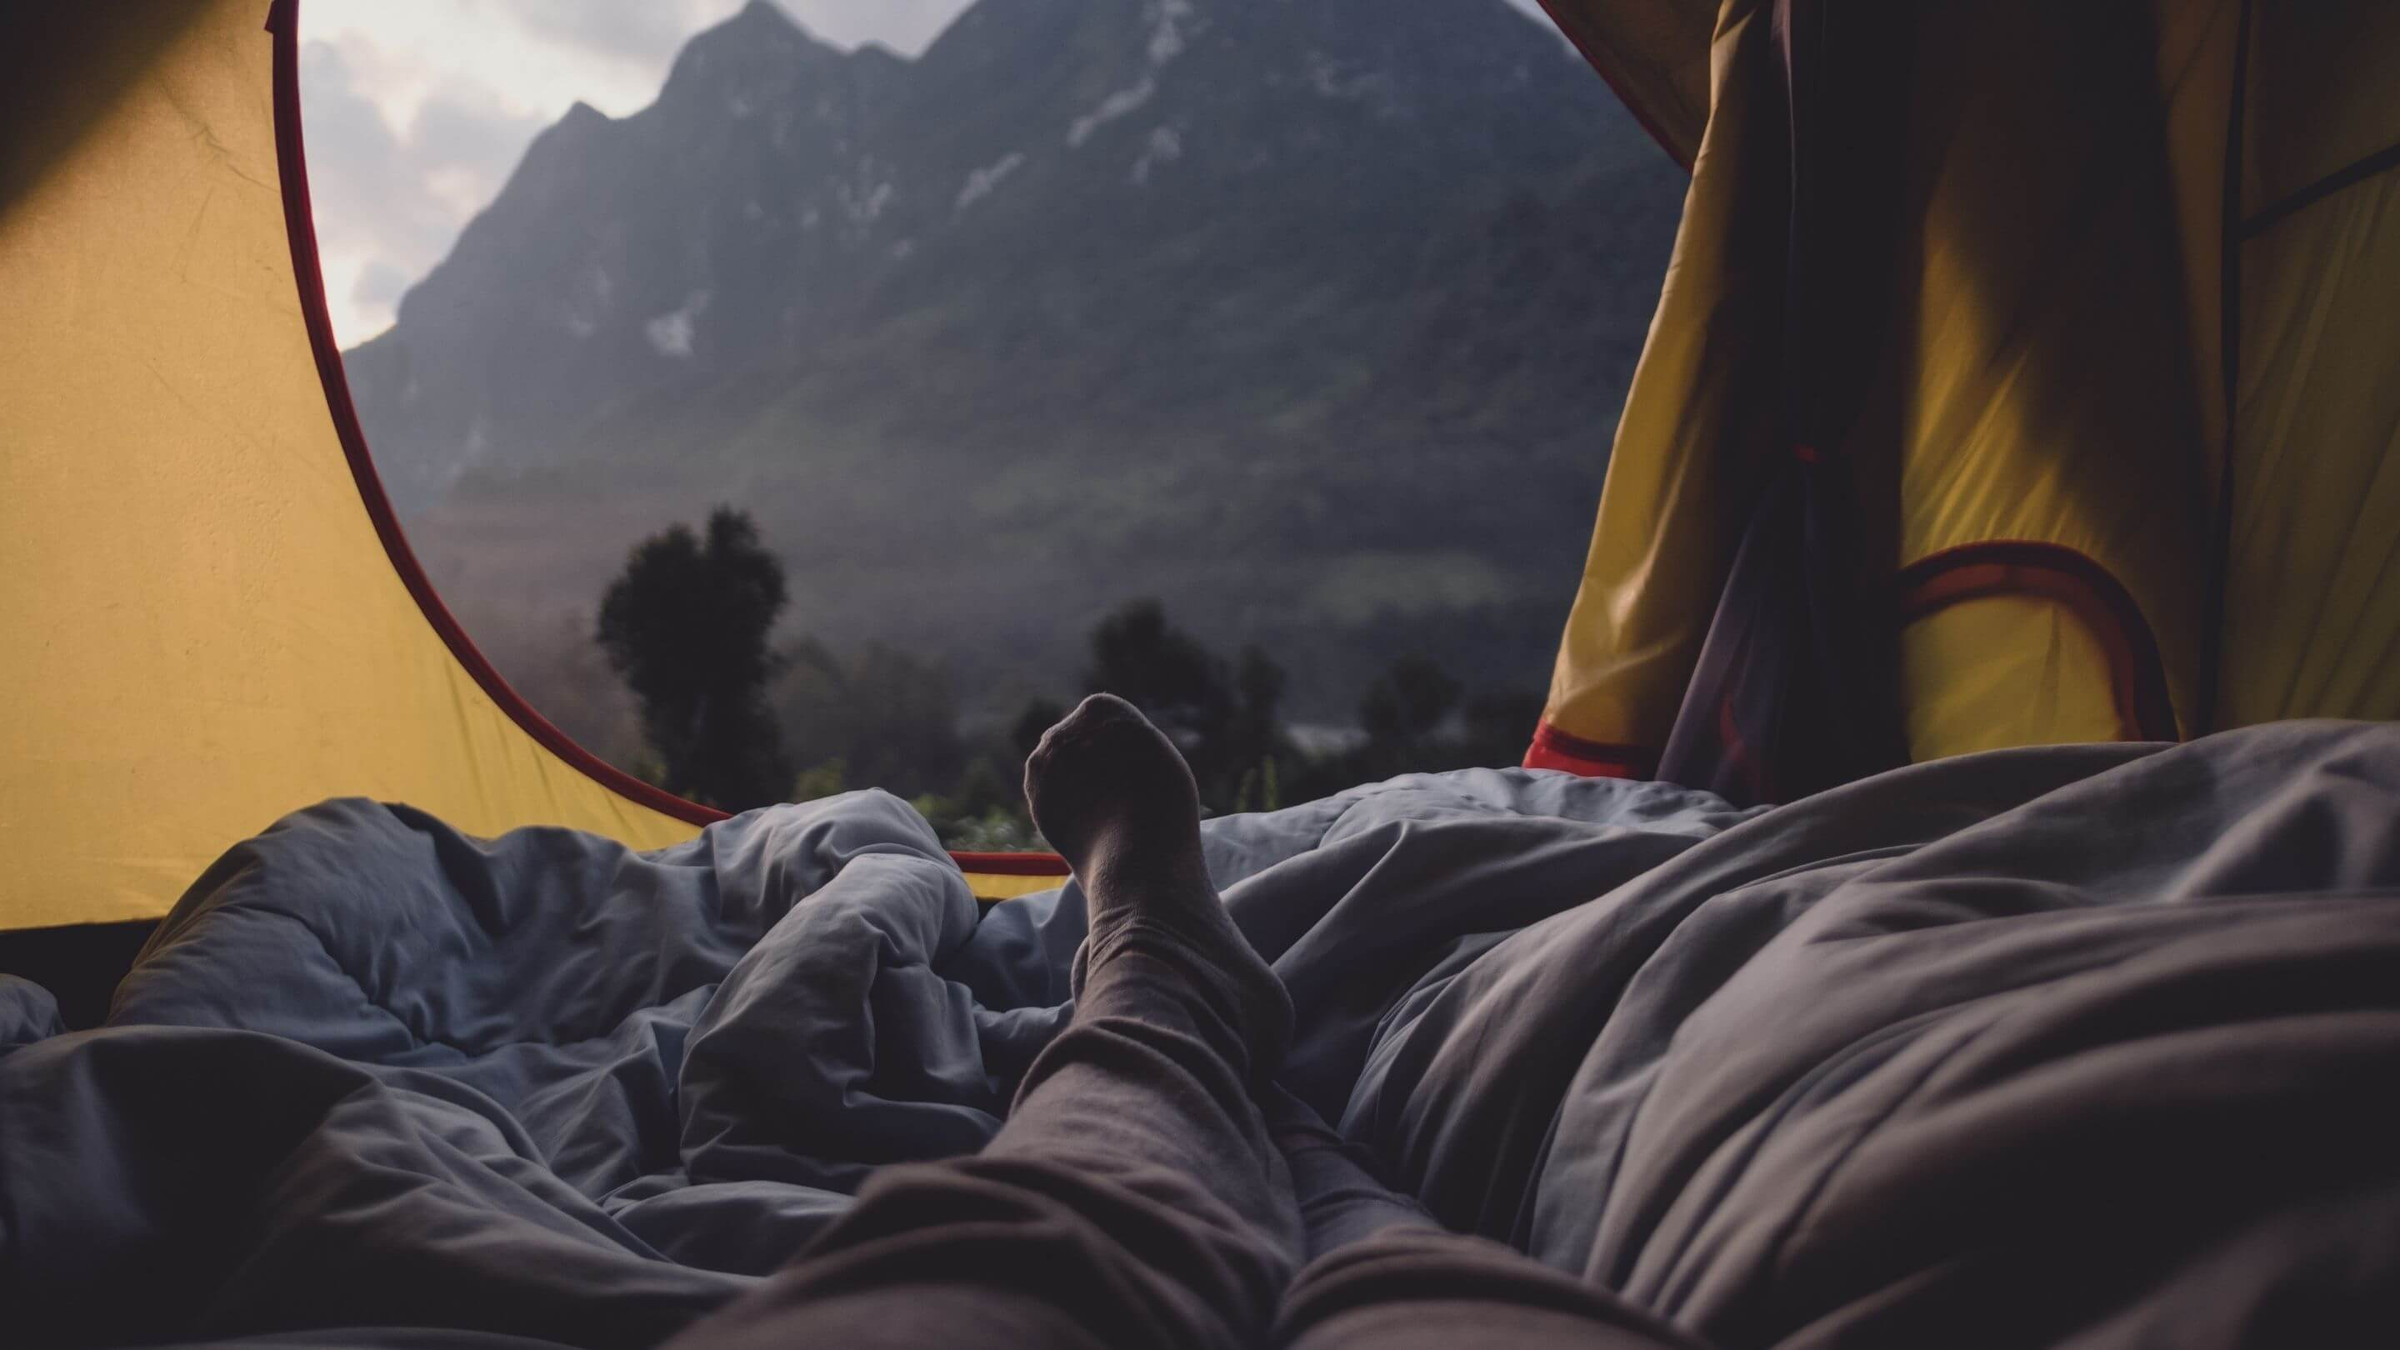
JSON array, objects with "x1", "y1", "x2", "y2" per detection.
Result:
[
  {"x1": 1267, "y1": 1091, "x2": 1711, "y2": 1350},
  {"x1": 668, "y1": 694, "x2": 1301, "y2": 1350}
]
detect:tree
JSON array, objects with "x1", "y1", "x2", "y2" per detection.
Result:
[
  {"x1": 1011, "y1": 698, "x2": 1068, "y2": 764},
  {"x1": 1461, "y1": 688, "x2": 1545, "y2": 762},
  {"x1": 1082, "y1": 599, "x2": 1233, "y2": 753},
  {"x1": 1224, "y1": 645, "x2": 1294, "y2": 812},
  {"x1": 1074, "y1": 599, "x2": 1294, "y2": 814},
  {"x1": 1360, "y1": 655, "x2": 1463, "y2": 751},
  {"x1": 777, "y1": 640, "x2": 968, "y2": 800},
  {"x1": 597, "y1": 507, "x2": 792, "y2": 810}
]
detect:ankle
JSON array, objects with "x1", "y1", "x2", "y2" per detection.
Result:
[
  {"x1": 1078, "y1": 833, "x2": 1213, "y2": 912},
  {"x1": 1076, "y1": 915, "x2": 1295, "y2": 1074}
]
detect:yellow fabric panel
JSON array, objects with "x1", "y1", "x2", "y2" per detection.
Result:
[
  {"x1": 1537, "y1": 0, "x2": 1714, "y2": 167},
  {"x1": 962, "y1": 872, "x2": 1064, "y2": 903},
  {"x1": 1540, "y1": 0, "x2": 1785, "y2": 757},
  {"x1": 2243, "y1": 4, "x2": 2400, "y2": 212},
  {"x1": 2216, "y1": 170, "x2": 2400, "y2": 724},
  {"x1": 1543, "y1": 0, "x2": 2400, "y2": 766},
  {"x1": 0, "y1": 1, "x2": 699, "y2": 932},
  {"x1": 1544, "y1": 0, "x2": 2236, "y2": 764},
  {"x1": 1903, "y1": 596, "x2": 2130, "y2": 760},
  {"x1": 1877, "y1": 0, "x2": 2222, "y2": 741},
  {"x1": 2152, "y1": 0, "x2": 2244, "y2": 486}
]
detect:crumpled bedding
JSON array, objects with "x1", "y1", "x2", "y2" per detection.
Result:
[{"x1": 5, "y1": 721, "x2": 2399, "y2": 1348}]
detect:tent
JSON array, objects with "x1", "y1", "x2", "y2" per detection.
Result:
[
  {"x1": 0, "y1": 0, "x2": 1068, "y2": 957},
  {"x1": 2, "y1": 0, "x2": 2394, "y2": 963},
  {"x1": 1532, "y1": 0, "x2": 2400, "y2": 801}
]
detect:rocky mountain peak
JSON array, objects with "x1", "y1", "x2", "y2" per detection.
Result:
[
  {"x1": 655, "y1": 0, "x2": 847, "y2": 116},
  {"x1": 342, "y1": 0, "x2": 1684, "y2": 716}
]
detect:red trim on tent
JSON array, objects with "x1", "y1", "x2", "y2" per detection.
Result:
[
  {"x1": 266, "y1": 1, "x2": 1074, "y2": 882},
  {"x1": 1524, "y1": 723, "x2": 1655, "y2": 779},
  {"x1": 1534, "y1": 1, "x2": 1696, "y2": 172},
  {"x1": 268, "y1": 0, "x2": 726, "y2": 829},
  {"x1": 950, "y1": 852, "x2": 1074, "y2": 877},
  {"x1": 1897, "y1": 541, "x2": 2180, "y2": 743}
]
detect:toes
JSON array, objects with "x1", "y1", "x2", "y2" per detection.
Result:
[
  {"x1": 1038, "y1": 693, "x2": 1143, "y2": 751},
  {"x1": 1022, "y1": 693, "x2": 1199, "y2": 848},
  {"x1": 1030, "y1": 694, "x2": 1152, "y2": 770},
  {"x1": 1068, "y1": 692, "x2": 1140, "y2": 723}
]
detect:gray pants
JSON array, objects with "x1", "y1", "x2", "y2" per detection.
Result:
[{"x1": 668, "y1": 910, "x2": 1704, "y2": 1349}]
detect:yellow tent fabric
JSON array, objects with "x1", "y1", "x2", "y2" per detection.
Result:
[
  {"x1": 6, "y1": 0, "x2": 2389, "y2": 927},
  {"x1": 0, "y1": 0, "x2": 1064, "y2": 934},
  {"x1": 1528, "y1": 0, "x2": 1790, "y2": 779},
  {"x1": 2218, "y1": 4, "x2": 2400, "y2": 726},
  {"x1": 1536, "y1": 0, "x2": 1713, "y2": 170},
  {"x1": 0, "y1": 1, "x2": 711, "y2": 932},
  {"x1": 1535, "y1": 0, "x2": 2400, "y2": 781}
]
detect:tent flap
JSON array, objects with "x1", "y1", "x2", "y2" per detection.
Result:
[
  {"x1": 1540, "y1": 0, "x2": 2395, "y2": 792},
  {"x1": 0, "y1": 1, "x2": 705, "y2": 931}
]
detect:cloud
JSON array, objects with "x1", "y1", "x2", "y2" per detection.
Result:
[
  {"x1": 411, "y1": 90, "x2": 546, "y2": 184},
  {"x1": 301, "y1": 1, "x2": 982, "y2": 346},
  {"x1": 351, "y1": 258, "x2": 415, "y2": 314},
  {"x1": 781, "y1": 0, "x2": 977, "y2": 53},
  {"x1": 510, "y1": 0, "x2": 751, "y2": 68},
  {"x1": 300, "y1": 36, "x2": 547, "y2": 343},
  {"x1": 299, "y1": 0, "x2": 1556, "y2": 345},
  {"x1": 517, "y1": 0, "x2": 979, "y2": 61}
]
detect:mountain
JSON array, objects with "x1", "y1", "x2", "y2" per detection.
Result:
[{"x1": 344, "y1": 0, "x2": 1685, "y2": 725}]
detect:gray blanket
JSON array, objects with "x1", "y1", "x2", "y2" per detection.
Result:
[{"x1": 4, "y1": 722, "x2": 2398, "y2": 1347}]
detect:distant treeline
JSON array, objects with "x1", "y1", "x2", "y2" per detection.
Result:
[{"x1": 591, "y1": 509, "x2": 1545, "y2": 847}]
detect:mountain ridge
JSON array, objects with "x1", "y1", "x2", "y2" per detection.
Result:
[{"x1": 342, "y1": 0, "x2": 1685, "y2": 725}]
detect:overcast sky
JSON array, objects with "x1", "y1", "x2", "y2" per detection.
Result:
[{"x1": 303, "y1": 0, "x2": 1564, "y2": 347}]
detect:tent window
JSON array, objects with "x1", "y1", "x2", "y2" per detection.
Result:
[{"x1": 300, "y1": 1, "x2": 1688, "y2": 844}]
